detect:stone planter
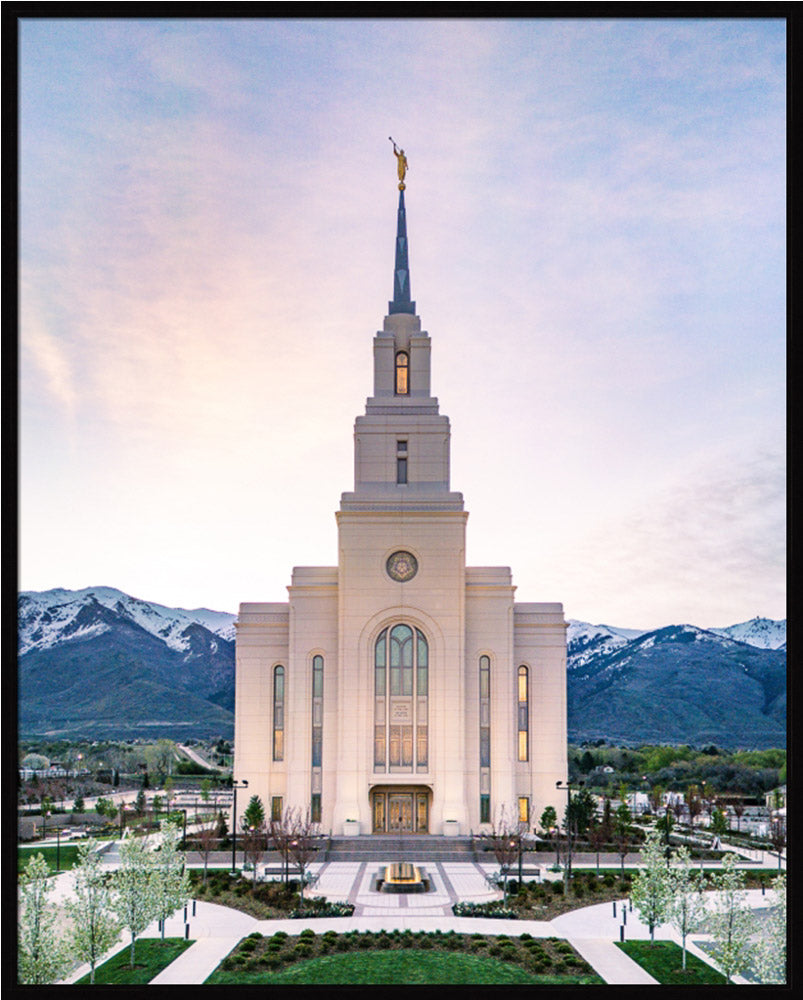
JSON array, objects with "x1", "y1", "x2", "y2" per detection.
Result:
[
  {"x1": 443, "y1": 819, "x2": 460, "y2": 837},
  {"x1": 343, "y1": 820, "x2": 360, "y2": 836}
]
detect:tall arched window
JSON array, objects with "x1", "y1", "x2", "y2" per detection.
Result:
[
  {"x1": 395, "y1": 351, "x2": 409, "y2": 395},
  {"x1": 375, "y1": 624, "x2": 428, "y2": 772},
  {"x1": 311, "y1": 655, "x2": 323, "y2": 821},
  {"x1": 517, "y1": 665, "x2": 529, "y2": 762},
  {"x1": 273, "y1": 665, "x2": 285, "y2": 761},
  {"x1": 479, "y1": 655, "x2": 491, "y2": 823},
  {"x1": 311, "y1": 655, "x2": 323, "y2": 766}
]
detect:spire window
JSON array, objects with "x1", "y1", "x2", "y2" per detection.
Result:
[{"x1": 395, "y1": 351, "x2": 409, "y2": 395}]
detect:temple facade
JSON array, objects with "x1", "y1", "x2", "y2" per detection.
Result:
[{"x1": 234, "y1": 181, "x2": 567, "y2": 836}]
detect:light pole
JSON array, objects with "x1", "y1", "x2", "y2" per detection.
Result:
[
  {"x1": 55, "y1": 826, "x2": 61, "y2": 873},
  {"x1": 556, "y1": 780, "x2": 584, "y2": 890},
  {"x1": 230, "y1": 779, "x2": 248, "y2": 873}
]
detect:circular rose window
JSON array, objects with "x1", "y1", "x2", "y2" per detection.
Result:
[{"x1": 386, "y1": 550, "x2": 418, "y2": 582}]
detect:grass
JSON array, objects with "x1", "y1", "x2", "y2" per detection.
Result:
[
  {"x1": 207, "y1": 948, "x2": 601, "y2": 985},
  {"x1": 18, "y1": 844, "x2": 80, "y2": 874},
  {"x1": 75, "y1": 938, "x2": 194, "y2": 985},
  {"x1": 616, "y1": 941, "x2": 726, "y2": 985},
  {"x1": 205, "y1": 930, "x2": 603, "y2": 984}
]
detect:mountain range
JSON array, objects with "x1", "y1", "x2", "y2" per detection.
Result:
[{"x1": 17, "y1": 587, "x2": 786, "y2": 748}]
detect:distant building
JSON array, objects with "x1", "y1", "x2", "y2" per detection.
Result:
[{"x1": 234, "y1": 178, "x2": 567, "y2": 836}]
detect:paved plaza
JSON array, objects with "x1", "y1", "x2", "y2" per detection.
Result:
[{"x1": 52, "y1": 853, "x2": 781, "y2": 986}]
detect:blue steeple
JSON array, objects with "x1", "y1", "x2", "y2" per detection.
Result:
[{"x1": 389, "y1": 189, "x2": 416, "y2": 315}]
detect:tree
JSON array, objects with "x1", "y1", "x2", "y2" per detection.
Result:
[
  {"x1": 72, "y1": 795, "x2": 85, "y2": 814},
  {"x1": 539, "y1": 806, "x2": 558, "y2": 864},
  {"x1": 66, "y1": 839, "x2": 120, "y2": 985},
  {"x1": 666, "y1": 845, "x2": 707, "y2": 970},
  {"x1": 18, "y1": 853, "x2": 70, "y2": 984},
  {"x1": 686, "y1": 784, "x2": 702, "y2": 828},
  {"x1": 286, "y1": 807, "x2": 323, "y2": 898},
  {"x1": 768, "y1": 818, "x2": 786, "y2": 870},
  {"x1": 112, "y1": 836, "x2": 157, "y2": 969},
  {"x1": 135, "y1": 787, "x2": 146, "y2": 814},
  {"x1": 163, "y1": 776, "x2": 175, "y2": 813},
  {"x1": 613, "y1": 802, "x2": 633, "y2": 877},
  {"x1": 196, "y1": 816, "x2": 219, "y2": 887},
  {"x1": 242, "y1": 794, "x2": 266, "y2": 832},
  {"x1": 630, "y1": 828, "x2": 671, "y2": 943},
  {"x1": 708, "y1": 853, "x2": 757, "y2": 984},
  {"x1": 587, "y1": 821, "x2": 607, "y2": 875},
  {"x1": 151, "y1": 820, "x2": 191, "y2": 941},
  {"x1": 753, "y1": 872, "x2": 785, "y2": 984},
  {"x1": 22, "y1": 752, "x2": 51, "y2": 771},
  {"x1": 732, "y1": 799, "x2": 746, "y2": 834},
  {"x1": 711, "y1": 807, "x2": 728, "y2": 840},
  {"x1": 481, "y1": 806, "x2": 520, "y2": 903}
]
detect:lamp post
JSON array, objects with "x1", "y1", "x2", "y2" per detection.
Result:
[
  {"x1": 119, "y1": 802, "x2": 126, "y2": 838},
  {"x1": 42, "y1": 809, "x2": 49, "y2": 844},
  {"x1": 55, "y1": 826, "x2": 61, "y2": 873},
  {"x1": 230, "y1": 779, "x2": 249, "y2": 873},
  {"x1": 556, "y1": 780, "x2": 584, "y2": 890}
]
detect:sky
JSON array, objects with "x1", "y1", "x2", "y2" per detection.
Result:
[{"x1": 18, "y1": 17, "x2": 786, "y2": 631}]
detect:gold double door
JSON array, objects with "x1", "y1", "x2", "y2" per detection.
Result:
[{"x1": 372, "y1": 789, "x2": 429, "y2": 833}]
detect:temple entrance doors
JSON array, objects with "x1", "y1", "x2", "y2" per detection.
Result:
[{"x1": 371, "y1": 788, "x2": 429, "y2": 833}]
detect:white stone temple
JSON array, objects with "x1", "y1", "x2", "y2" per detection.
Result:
[{"x1": 234, "y1": 171, "x2": 567, "y2": 837}]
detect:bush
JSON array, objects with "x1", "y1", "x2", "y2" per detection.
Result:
[{"x1": 550, "y1": 881, "x2": 564, "y2": 895}]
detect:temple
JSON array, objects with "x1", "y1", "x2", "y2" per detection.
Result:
[{"x1": 234, "y1": 174, "x2": 567, "y2": 836}]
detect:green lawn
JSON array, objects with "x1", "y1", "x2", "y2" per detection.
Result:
[
  {"x1": 18, "y1": 845, "x2": 80, "y2": 874},
  {"x1": 76, "y1": 938, "x2": 194, "y2": 985},
  {"x1": 616, "y1": 940, "x2": 726, "y2": 985},
  {"x1": 206, "y1": 949, "x2": 601, "y2": 985}
]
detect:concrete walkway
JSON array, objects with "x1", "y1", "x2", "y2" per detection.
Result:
[{"x1": 54, "y1": 861, "x2": 780, "y2": 985}]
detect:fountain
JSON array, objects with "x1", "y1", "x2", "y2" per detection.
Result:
[{"x1": 376, "y1": 861, "x2": 430, "y2": 894}]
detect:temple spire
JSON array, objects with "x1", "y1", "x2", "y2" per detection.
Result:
[{"x1": 388, "y1": 139, "x2": 415, "y2": 315}]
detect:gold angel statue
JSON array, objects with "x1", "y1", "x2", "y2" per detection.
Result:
[{"x1": 389, "y1": 137, "x2": 408, "y2": 189}]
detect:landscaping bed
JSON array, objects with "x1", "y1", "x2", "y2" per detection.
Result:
[
  {"x1": 616, "y1": 940, "x2": 726, "y2": 985},
  {"x1": 75, "y1": 938, "x2": 194, "y2": 985},
  {"x1": 206, "y1": 929, "x2": 602, "y2": 984},
  {"x1": 189, "y1": 869, "x2": 353, "y2": 919}
]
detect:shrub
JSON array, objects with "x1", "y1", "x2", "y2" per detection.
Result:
[
  {"x1": 573, "y1": 883, "x2": 585, "y2": 898},
  {"x1": 298, "y1": 928, "x2": 315, "y2": 940},
  {"x1": 419, "y1": 937, "x2": 433, "y2": 949},
  {"x1": 550, "y1": 881, "x2": 564, "y2": 895}
]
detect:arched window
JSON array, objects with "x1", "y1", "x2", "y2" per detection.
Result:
[
  {"x1": 517, "y1": 665, "x2": 529, "y2": 762},
  {"x1": 311, "y1": 655, "x2": 323, "y2": 766},
  {"x1": 311, "y1": 655, "x2": 323, "y2": 821},
  {"x1": 395, "y1": 351, "x2": 409, "y2": 395},
  {"x1": 273, "y1": 665, "x2": 285, "y2": 761},
  {"x1": 375, "y1": 624, "x2": 428, "y2": 772},
  {"x1": 479, "y1": 655, "x2": 491, "y2": 824}
]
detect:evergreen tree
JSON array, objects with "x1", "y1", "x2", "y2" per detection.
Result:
[
  {"x1": 112, "y1": 836, "x2": 157, "y2": 968},
  {"x1": 666, "y1": 845, "x2": 707, "y2": 970},
  {"x1": 18, "y1": 853, "x2": 70, "y2": 984},
  {"x1": 242, "y1": 794, "x2": 266, "y2": 832},
  {"x1": 708, "y1": 853, "x2": 757, "y2": 983},
  {"x1": 66, "y1": 840, "x2": 120, "y2": 984},
  {"x1": 630, "y1": 828, "x2": 671, "y2": 942}
]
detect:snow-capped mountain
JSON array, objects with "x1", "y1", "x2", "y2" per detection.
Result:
[
  {"x1": 16, "y1": 588, "x2": 786, "y2": 746},
  {"x1": 18, "y1": 586, "x2": 236, "y2": 657},
  {"x1": 708, "y1": 616, "x2": 786, "y2": 651},
  {"x1": 566, "y1": 619, "x2": 647, "y2": 670}
]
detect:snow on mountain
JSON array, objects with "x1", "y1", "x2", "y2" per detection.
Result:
[
  {"x1": 18, "y1": 586, "x2": 237, "y2": 656},
  {"x1": 708, "y1": 617, "x2": 786, "y2": 651},
  {"x1": 566, "y1": 619, "x2": 646, "y2": 670}
]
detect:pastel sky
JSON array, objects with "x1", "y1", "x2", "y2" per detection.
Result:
[{"x1": 19, "y1": 17, "x2": 786, "y2": 630}]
